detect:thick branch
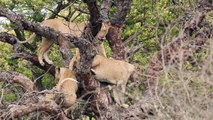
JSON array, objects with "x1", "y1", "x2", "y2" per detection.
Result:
[
  {"x1": 0, "y1": 70, "x2": 36, "y2": 92},
  {"x1": 110, "y1": 0, "x2": 131, "y2": 26},
  {"x1": 100, "y1": 0, "x2": 112, "y2": 21},
  {"x1": 106, "y1": 0, "x2": 131, "y2": 60},
  {"x1": 106, "y1": 26, "x2": 126, "y2": 60},
  {"x1": 83, "y1": 0, "x2": 102, "y2": 37},
  {"x1": 4, "y1": 96, "x2": 67, "y2": 119},
  {"x1": 84, "y1": 0, "x2": 100, "y2": 23},
  {"x1": 0, "y1": 70, "x2": 67, "y2": 119},
  {"x1": 0, "y1": 3, "x2": 96, "y2": 90}
]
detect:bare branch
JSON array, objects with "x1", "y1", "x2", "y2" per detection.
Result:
[
  {"x1": 12, "y1": 52, "x2": 56, "y2": 75},
  {"x1": 13, "y1": 28, "x2": 35, "y2": 50},
  {"x1": 4, "y1": 96, "x2": 68, "y2": 119},
  {"x1": 0, "y1": 70, "x2": 36, "y2": 92},
  {"x1": 127, "y1": 44, "x2": 144, "y2": 59},
  {"x1": 0, "y1": 69, "x2": 68, "y2": 119},
  {"x1": 48, "y1": 0, "x2": 72, "y2": 19},
  {"x1": 74, "y1": 6, "x2": 89, "y2": 14}
]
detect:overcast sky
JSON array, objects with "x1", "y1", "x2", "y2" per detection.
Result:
[{"x1": 0, "y1": 17, "x2": 10, "y2": 30}]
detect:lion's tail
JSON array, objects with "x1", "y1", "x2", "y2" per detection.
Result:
[{"x1": 16, "y1": 33, "x2": 36, "y2": 43}]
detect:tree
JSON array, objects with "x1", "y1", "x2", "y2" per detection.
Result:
[{"x1": 0, "y1": 0, "x2": 212, "y2": 119}]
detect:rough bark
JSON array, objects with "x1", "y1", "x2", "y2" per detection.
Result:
[
  {"x1": 3, "y1": 97, "x2": 64, "y2": 119},
  {"x1": 77, "y1": 1, "x2": 110, "y2": 117},
  {"x1": 0, "y1": 70, "x2": 36, "y2": 92},
  {"x1": 59, "y1": 44, "x2": 72, "y2": 67},
  {"x1": 106, "y1": 0, "x2": 131, "y2": 60},
  {"x1": 100, "y1": 0, "x2": 112, "y2": 21},
  {"x1": 0, "y1": 70, "x2": 68, "y2": 119},
  {"x1": 0, "y1": 1, "x2": 212, "y2": 119},
  {"x1": 107, "y1": 26, "x2": 126, "y2": 60},
  {"x1": 0, "y1": 6, "x2": 82, "y2": 48},
  {"x1": 48, "y1": 0, "x2": 72, "y2": 20},
  {"x1": 47, "y1": 1, "x2": 76, "y2": 67}
]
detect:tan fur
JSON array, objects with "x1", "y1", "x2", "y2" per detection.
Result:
[
  {"x1": 91, "y1": 55, "x2": 135, "y2": 108},
  {"x1": 96, "y1": 21, "x2": 111, "y2": 40},
  {"x1": 36, "y1": 19, "x2": 110, "y2": 66},
  {"x1": 69, "y1": 49, "x2": 81, "y2": 70},
  {"x1": 37, "y1": 19, "x2": 85, "y2": 65},
  {"x1": 46, "y1": 68, "x2": 78, "y2": 108},
  {"x1": 69, "y1": 22, "x2": 111, "y2": 69}
]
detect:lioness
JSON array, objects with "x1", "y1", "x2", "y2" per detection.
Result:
[
  {"x1": 46, "y1": 67, "x2": 78, "y2": 108},
  {"x1": 91, "y1": 55, "x2": 135, "y2": 108},
  {"x1": 18, "y1": 19, "x2": 111, "y2": 66}
]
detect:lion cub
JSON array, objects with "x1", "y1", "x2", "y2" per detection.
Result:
[
  {"x1": 37, "y1": 19, "x2": 110, "y2": 66},
  {"x1": 46, "y1": 67, "x2": 78, "y2": 108},
  {"x1": 91, "y1": 55, "x2": 135, "y2": 108}
]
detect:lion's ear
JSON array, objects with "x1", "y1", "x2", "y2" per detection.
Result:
[
  {"x1": 102, "y1": 21, "x2": 111, "y2": 28},
  {"x1": 105, "y1": 21, "x2": 111, "y2": 26},
  {"x1": 91, "y1": 68, "x2": 96, "y2": 75}
]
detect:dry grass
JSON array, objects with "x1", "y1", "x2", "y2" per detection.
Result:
[{"x1": 138, "y1": 40, "x2": 213, "y2": 120}]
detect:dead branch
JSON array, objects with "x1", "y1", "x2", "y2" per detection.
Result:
[
  {"x1": 0, "y1": 70, "x2": 69, "y2": 119},
  {"x1": 0, "y1": 70, "x2": 36, "y2": 92},
  {"x1": 0, "y1": 3, "x2": 108, "y2": 118},
  {"x1": 48, "y1": 0, "x2": 72, "y2": 20},
  {"x1": 12, "y1": 52, "x2": 56, "y2": 75},
  {"x1": 73, "y1": 6, "x2": 89, "y2": 14},
  {"x1": 3, "y1": 96, "x2": 68, "y2": 120},
  {"x1": 127, "y1": 43, "x2": 144, "y2": 59}
]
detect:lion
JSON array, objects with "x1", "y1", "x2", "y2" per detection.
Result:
[
  {"x1": 91, "y1": 55, "x2": 135, "y2": 108},
  {"x1": 46, "y1": 67, "x2": 78, "y2": 108},
  {"x1": 17, "y1": 19, "x2": 111, "y2": 66}
]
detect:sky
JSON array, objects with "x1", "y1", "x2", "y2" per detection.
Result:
[{"x1": 0, "y1": 17, "x2": 10, "y2": 31}]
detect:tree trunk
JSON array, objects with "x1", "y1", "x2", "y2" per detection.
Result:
[{"x1": 107, "y1": 26, "x2": 126, "y2": 60}]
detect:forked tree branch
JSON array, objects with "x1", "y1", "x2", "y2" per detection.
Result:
[
  {"x1": 0, "y1": 70, "x2": 68, "y2": 119},
  {"x1": 0, "y1": 70, "x2": 36, "y2": 92}
]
